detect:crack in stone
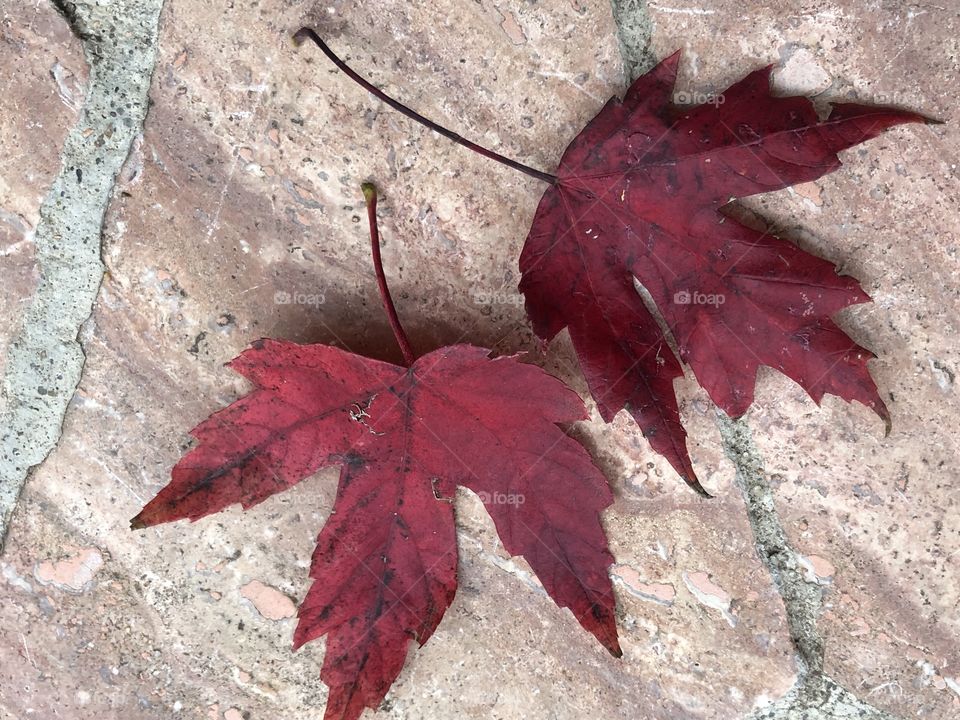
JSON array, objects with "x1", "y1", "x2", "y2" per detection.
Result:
[
  {"x1": 718, "y1": 415, "x2": 899, "y2": 719},
  {"x1": 717, "y1": 415, "x2": 825, "y2": 677},
  {"x1": 0, "y1": 0, "x2": 165, "y2": 553},
  {"x1": 609, "y1": 3, "x2": 902, "y2": 718},
  {"x1": 609, "y1": 0, "x2": 658, "y2": 80}
]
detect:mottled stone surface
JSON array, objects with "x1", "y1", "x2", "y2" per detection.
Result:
[
  {"x1": 1, "y1": 1, "x2": 957, "y2": 719},
  {"x1": 0, "y1": 2, "x2": 86, "y2": 371}
]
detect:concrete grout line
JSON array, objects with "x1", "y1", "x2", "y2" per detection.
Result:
[
  {"x1": 718, "y1": 415, "x2": 899, "y2": 719},
  {"x1": 609, "y1": 0, "x2": 658, "y2": 81},
  {"x1": 0, "y1": 0, "x2": 165, "y2": 553},
  {"x1": 716, "y1": 415, "x2": 825, "y2": 678},
  {"x1": 610, "y1": 3, "x2": 902, "y2": 718}
]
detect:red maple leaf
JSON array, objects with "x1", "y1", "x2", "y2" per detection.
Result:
[
  {"x1": 294, "y1": 31, "x2": 931, "y2": 494},
  {"x1": 132, "y1": 184, "x2": 620, "y2": 720},
  {"x1": 518, "y1": 52, "x2": 930, "y2": 491}
]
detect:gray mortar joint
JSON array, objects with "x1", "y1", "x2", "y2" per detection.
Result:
[
  {"x1": 0, "y1": 0, "x2": 165, "y2": 552},
  {"x1": 609, "y1": 2, "x2": 901, "y2": 717}
]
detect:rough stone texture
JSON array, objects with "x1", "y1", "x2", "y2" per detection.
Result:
[
  {"x1": 0, "y1": 0, "x2": 164, "y2": 550},
  {"x1": 610, "y1": 0, "x2": 656, "y2": 79},
  {"x1": 0, "y1": 1, "x2": 957, "y2": 719},
  {"x1": 719, "y1": 415, "x2": 899, "y2": 720},
  {"x1": 0, "y1": 2, "x2": 87, "y2": 373}
]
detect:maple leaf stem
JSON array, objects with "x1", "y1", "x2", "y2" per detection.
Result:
[
  {"x1": 293, "y1": 27, "x2": 558, "y2": 186},
  {"x1": 362, "y1": 183, "x2": 417, "y2": 366}
]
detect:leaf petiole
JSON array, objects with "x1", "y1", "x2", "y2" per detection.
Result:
[
  {"x1": 294, "y1": 27, "x2": 557, "y2": 185},
  {"x1": 362, "y1": 183, "x2": 416, "y2": 366}
]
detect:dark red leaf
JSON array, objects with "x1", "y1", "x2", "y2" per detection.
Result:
[
  {"x1": 132, "y1": 339, "x2": 619, "y2": 720},
  {"x1": 520, "y1": 51, "x2": 928, "y2": 491}
]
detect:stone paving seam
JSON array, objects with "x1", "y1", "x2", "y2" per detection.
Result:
[
  {"x1": 0, "y1": 0, "x2": 166, "y2": 552},
  {"x1": 611, "y1": 3, "x2": 904, "y2": 718}
]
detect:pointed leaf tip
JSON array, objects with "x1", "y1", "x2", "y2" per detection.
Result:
[
  {"x1": 521, "y1": 54, "x2": 922, "y2": 491},
  {"x1": 690, "y1": 479, "x2": 713, "y2": 499}
]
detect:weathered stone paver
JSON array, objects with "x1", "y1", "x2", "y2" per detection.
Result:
[{"x1": 1, "y1": 1, "x2": 955, "y2": 718}]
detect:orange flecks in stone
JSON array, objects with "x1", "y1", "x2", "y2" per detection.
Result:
[
  {"x1": 240, "y1": 580, "x2": 296, "y2": 620},
  {"x1": 684, "y1": 571, "x2": 730, "y2": 604},
  {"x1": 610, "y1": 564, "x2": 675, "y2": 605},
  {"x1": 499, "y1": 10, "x2": 527, "y2": 45},
  {"x1": 266, "y1": 127, "x2": 281, "y2": 146},
  {"x1": 173, "y1": 49, "x2": 188, "y2": 69},
  {"x1": 223, "y1": 709, "x2": 243, "y2": 720},
  {"x1": 849, "y1": 616, "x2": 871, "y2": 637},
  {"x1": 292, "y1": 182, "x2": 318, "y2": 204},
  {"x1": 34, "y1": 548, "x2": 104, "y2": 592},
  {"x1": 793, "y1": 181, "x2": 823, "y2": 207},
  {"x1": 682, "y1": 571, "x2": 737, "y2": 627},
  {"x1": 238, "y1": 147, "x2": 254, "y2": 163},
  {"x1": 799, "y1": 554, "x2": 835, "y2": 584}
]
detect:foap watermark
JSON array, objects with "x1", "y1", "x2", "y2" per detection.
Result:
[
  {"x1": 274, "y1": 289, "x2": 326, "y2": 307},
  {"x1": 473, "y1": 290, "x2": 524, "y2": 306},
  {"x1": 674, "y1": 289, "x2": 725, "y2": 307},
  {"x1": 476, "y1": 490, "x2": 525, "y2": 506},
  {"x1": 674, "y1": 90, "x2": 725, "y2": 107},
  {"x1": 861, "y1": 90, "x2": 922, "y2": 108}
]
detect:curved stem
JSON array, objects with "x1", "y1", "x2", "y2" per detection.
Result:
[
  {"x1": 362, "y1": 183, "x2": 416, "y2": 366},
  {"x1": 294, "y1": 27, "x2": 557, "y2": 185}
]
